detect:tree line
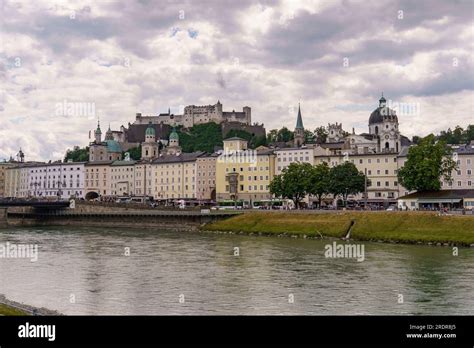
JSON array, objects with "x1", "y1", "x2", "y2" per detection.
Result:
[{"x1": 269, "y1": 162, "x2": 367, "y2": 208}]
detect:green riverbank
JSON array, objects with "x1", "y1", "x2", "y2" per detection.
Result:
[
  {"x1": 0, "y1": 303, "x2": 29, "y2": 316},
  {"x1": 202, "y1": 211, "x2": 474, "y2": 246}
]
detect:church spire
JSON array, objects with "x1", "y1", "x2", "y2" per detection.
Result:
[{"x1": 295, "y1": 103, "x2": 304, "y2": 129}]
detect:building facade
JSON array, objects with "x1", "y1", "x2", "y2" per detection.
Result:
[
  {"x1": 0, "y1": 162, "x2": 17, "y2": 197},
  {"x1": 109, "y1": 160, "x2": 136, "y2": 197},
  {"x1": 151, "y1": 152, "x2": 204, "y2": 200},
  {"x1": 26, "y1": 162, "x2": 85, "y2": 199},
  {"x1": 216, "y1": 138, "x2": 275, "y2": 203},
  {"x1": 196, "y1": 153, "x2": 218, "y2": 201},
  {"x1": 84, "y1": 161, "x2": 113, "y2": 199}
]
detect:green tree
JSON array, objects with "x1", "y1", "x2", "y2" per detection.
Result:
[
  {"x1": 314, "y1": 126, "x2": 328, "y2": 144},
  {"x1": 277, "y1": 127, "x2": 294, "y2": 142},
  {"x1": 124, "y1": 145, "x2": 142, "y2": 160},
  {"x1": 412, "y1": 136, "x2": 421, "y2": 145},
  {"x1": 308, "y1": 162, "x2": 330, "y2": 208},
  {"x1": 304, "y1": 130, "x2": 315, "y2": 143},
  {"x1": 269, "y1": 162, "x2": 313, "y2": 208},
  {"x1": 397, "y1": 134, "x2": 458, "y2": 191},
  {"x1": 64, "y1": 146, "x2": 89, "y2": 162},
  {"x1": 267, "y1": 129, "x2": 278, "y2": 144},
  {"x1": 328, "y1": 162, "x2": 366, "y2": 207},
  {"x1": 224, "y1": 129, "x2": 267, "y2": 149},
  {"x1": 177, "y1": 122, "x2": 223, "y2": 153}
]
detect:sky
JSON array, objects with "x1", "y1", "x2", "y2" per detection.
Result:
[{"x1": 0, "y1": 0, "x2": 473, "y2": 161}]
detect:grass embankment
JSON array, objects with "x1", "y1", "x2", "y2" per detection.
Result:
[
  {"x1": 203, "y1": 212, "x2": 474, "y2": 245},
  {"x1": 0, "y1": 303, "x2": 29, "y2": 316}
]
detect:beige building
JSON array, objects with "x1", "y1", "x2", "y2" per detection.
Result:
[
  {"x1": 216, "y1": 138, "x2": 276, "y2": 203},
  {"x1": 84, "y1": 161, "x2": 113, "y2": 199},
  {"x1": 0, "y1": 162, "x2": 17, "y2": 197},
  {"x1": 4, "y1": 165, "x2": 22, "y2": 198},
  {"x1": 275, "y1": 146, "x2": 316, "y2": 174},
  {"x1": 151, "y1": 152, "x2": 205, "y2": 200},
  {"x1": 109, "y1": 160, "x2": 136, "y2": 196},
  {"x1": 134, "y1": 161, "x2": 153, "y2": 197},
  {"x1": 314, "y1": 152, "x2": 400, "y2": 205},
  {"x1": 196, "y1": 153, "x2": 218, "y2": 201}
]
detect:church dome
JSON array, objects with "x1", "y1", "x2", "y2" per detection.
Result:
[
  {"x1": 106, "y1": 140, "x2": 122, "y2": 153},
  {"x1": 369, "y1": 107, "x2": 398, "y2": 125},
  {"x1": 145, "y1": 122, "x2": 155, "y2": 136},
  {"x1": 169, "y1": 128, "x2": 179, "y2": 140},
  {"x1": 369, "y1": 94, "x2": 398, "y2": 125}
]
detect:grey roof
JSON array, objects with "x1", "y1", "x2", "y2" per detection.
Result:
[
  {"x1": 400, "y1": 135, "x2": 412, "y2": 147},
  {"x1": 320, "y1": 142, "x2": 345, "y2": 149},
  {"x1": 399, "y1": 189, "x2": 474, "y2": 200},
  {"x1": 224, "y1": 136, "x2": 246, "y2": 141},
  {"x1": 152, "y1": 151, "x2": 206, "y2": 164},
  {"x1": 85, "y1": 161, "x2": 114, "y2": 166},
  {"x1": 111, "y1": 160, "x2": 137, "y2": 166},
  {"x1": 451, "y1": 143, "x2": 474, "y2": 155}
]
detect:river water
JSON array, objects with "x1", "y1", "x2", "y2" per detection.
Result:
[{"x1": 0, "y1": 226, "x2": 473, "y2": 315}]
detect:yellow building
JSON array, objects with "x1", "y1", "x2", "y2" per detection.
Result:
[
  {"x1": 84, "y1": 161, "x2": 112, "y2": 199},
  {"x1": 151, "y1": 152, "x2": 204, "y2": 200},
  {"x1": 0, "y1": 162, "x2": 16, "y2": 197},
  {"x1": 134, "y1": 161, "x2": 153, "y2": 197},
  {"x1": 196, "y1": 154, "x2": 218, "y2": 201},
  {"x1": 109, "y1": 160, "x2": 136, "y2": 196},
  {"x1": 4, "y1": 165, "x2": 21, "y2": 198},
  {"x1": 216, "y1": 138, "x2": 275, "y2": 204}
]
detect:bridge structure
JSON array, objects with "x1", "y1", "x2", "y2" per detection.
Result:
[{"x1": 0, "y1": 200, "x2": 71, "y2": 209}]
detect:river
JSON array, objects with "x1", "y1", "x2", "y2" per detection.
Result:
[{"x1": 0, "y1": 226, "x2": 473, "y2": 315}]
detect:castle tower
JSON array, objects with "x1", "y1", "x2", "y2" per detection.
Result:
[
  {"x1": 243, "y1": 106, "x2": 251, "y2": 124},
  {"x1": 141, "y1": 122, "x2": 159, "y2": 159},
  {"x1": 294, "y1": 103, "x2": 305, "y2": 147}
]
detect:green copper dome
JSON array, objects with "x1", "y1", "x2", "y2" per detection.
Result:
[
  {"x1": 106, "y1": 140, "x2": 122, "y2": 153},
  {"x1": 145, "y1": 122, "x2": 155, "y2": 136},
  {"x1": 169, "y1": 128, "x2": 179, "y2": 140}
]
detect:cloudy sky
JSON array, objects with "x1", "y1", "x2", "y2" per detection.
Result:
[{"x1": 1, "y1": 0, "x2": 473, "y2": 161}]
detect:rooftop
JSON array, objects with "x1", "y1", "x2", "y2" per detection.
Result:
[{"x1": 399, "y1": 189, "x2": 474, "y2": 200}]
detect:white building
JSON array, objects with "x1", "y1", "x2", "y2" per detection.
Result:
[{"x1": 27, "y1": 162, "x2": 86, "y2": 199}]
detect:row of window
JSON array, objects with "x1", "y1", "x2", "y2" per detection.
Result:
[
  {"x1": 31, "y1": 167, "x2": 81, "y2": 173},
  {"x1": 225, "y1": 166, "x2": 270, "y2": 173},
  {"x1": 225, "y1": 185, "x2": 270, "y2": 192},
  {"x1": 442, "y1": 181, "x2": 473, "y2": 187}
]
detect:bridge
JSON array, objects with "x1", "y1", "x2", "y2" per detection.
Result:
[{"x1": 0, "y1": 199, "x2": 71, "y2": 209}]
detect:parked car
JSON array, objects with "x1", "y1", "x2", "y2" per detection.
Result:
[{"x1": 386, "y1": 206, "x2": 396, "y2": 211}]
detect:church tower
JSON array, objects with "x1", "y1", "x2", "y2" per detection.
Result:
[
  {"x1": 294, "y1": 103, "x2": 305, "y2": 147},
  {"x1": 141, "y1": 121, "x2": 159, "y2": 160},
  {"x1": 165, "y1": 127, "x2": 182, "y2": 155},
  {"x1": 94, "y1": 121, "x2": 102, "y2": 143}
]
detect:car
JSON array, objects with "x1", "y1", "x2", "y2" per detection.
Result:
[{"x1": 386, "y1": 206, "x2": 396, "y2": 211}]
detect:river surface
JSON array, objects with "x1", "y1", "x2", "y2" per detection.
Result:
[{"x1": 0, "y1": 226, "x2": 473, "y2": 315}]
